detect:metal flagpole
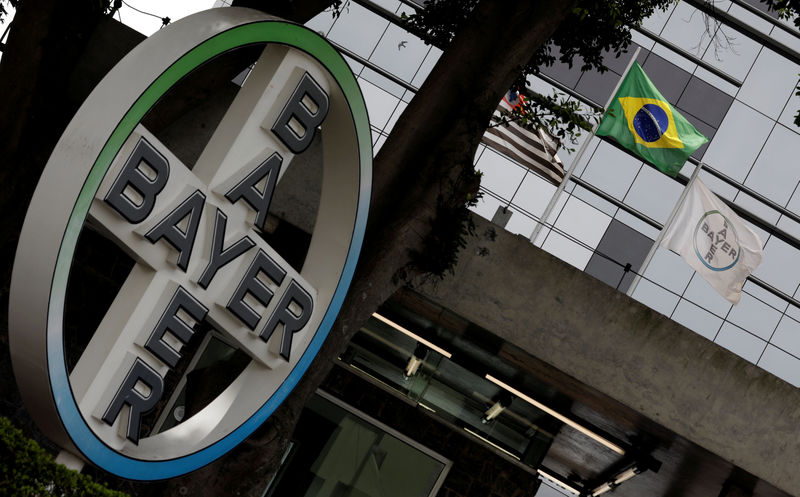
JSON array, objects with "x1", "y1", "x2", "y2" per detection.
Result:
[
  {"x1": 626, "y1": 162, "x2": 704, "y2": 297},
  {"x1": 529, "y1": 47, "x2": 641, "y2": 244}
]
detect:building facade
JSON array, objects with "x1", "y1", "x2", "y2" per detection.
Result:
[{"x1": 5, "y1": 1, "x2": 800, "y2": 497}]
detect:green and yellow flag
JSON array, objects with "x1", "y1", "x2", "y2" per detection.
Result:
[{"x1": 596, "y1": 62, "x2": 708, "y2": 177}]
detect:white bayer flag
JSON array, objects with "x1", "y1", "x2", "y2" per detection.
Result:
[{"x1": 660, "y1": 178, "x2": 763, "y2": 304}]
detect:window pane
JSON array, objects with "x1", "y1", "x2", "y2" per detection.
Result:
[
  {"x1": 623, "y1": 164, "x2": 683, "y2": 225},
  {"x1": 726, "y1": 293, "x2": 782, "y2": 340},
  {"x1": 369, "y1": 24, "x2": 429, "y2": 83},
  {"x1": 671, "y1": 299, "x2": 723, "y2": 340},
  {"x1": 476, "y1": 150, "x2": 527, "y2": 200},
  {"x1": 769, "y1": 314, "x2": 800, "y2": 358},
  {"x1": 715, "y1": 322, "x2": 766, "y2": 364},
  {"x1": 702, "y1": 101, "x2": 773, "y2": 182},
  {"x1": 631, "y1": 277, "x2": 681, "y2": 317},
  {"x1": 581, "y1": 142, "x2": 643, "y2": 201},
  {"x1": 326, "y1": 3, "x2": 389, "y2": 59},
  {"x1": 758, "y1": 345, "x2": 800, "y2": 388},
  {"x1": 738, "y1": 48, "x2": 800, "y2": 119},
  {"x1": 746, "y1": 125, "x2": 800, "y2": 206},
  {"x1": 682, "y1": 274, "x2": 732, "y2": 317}
]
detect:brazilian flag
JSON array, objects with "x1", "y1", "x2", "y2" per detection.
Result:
[{"x1": 596, "y1": 62, "x2": 708, "y2": 177}]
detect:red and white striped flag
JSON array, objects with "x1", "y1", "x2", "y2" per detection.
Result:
[{"x1": 482, "y1": 91, "x2": 565, "y2": 186}]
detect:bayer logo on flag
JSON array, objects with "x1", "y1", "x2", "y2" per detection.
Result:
[
  {"x1": 632, "y1": 103, "x2": 670, "y2": 142},
  {"x1": 693, "y1": 210, "x2": 741, "y2": 271}
]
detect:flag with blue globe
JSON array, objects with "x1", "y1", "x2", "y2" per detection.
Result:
[{"x1": 597, "y1": 62, "x2": 708, "y2": 177}]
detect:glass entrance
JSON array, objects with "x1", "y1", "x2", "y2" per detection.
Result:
[{"x1": 264, "y1": 391, "x2": 450, "y2": 497}]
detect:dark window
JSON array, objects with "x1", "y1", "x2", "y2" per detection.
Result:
[{"x1": 584, "y1": 219, "x2": 653, "y2": 292}]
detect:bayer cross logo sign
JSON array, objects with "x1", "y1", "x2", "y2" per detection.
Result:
[
  {"x1": 693, "y1": 210, "x2": 740, "y2": 272},
  {"x1": 9, "y1": 9, "x2": 370, "y2": 480}
]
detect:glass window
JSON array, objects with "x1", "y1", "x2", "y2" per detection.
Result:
[
  {"x1": 326, "y1": 3, "x2": 389, "y2": 59},
  {"x1": 609, "y1": 215, "x2": 657, "y2": 246},
  {"x1": 585, "y1": 219, "x2": 652, "y2": 292},
  {"x1": 682, "y1": 274, "x2": 733, "y2": 317},
  {"x1": 411, "y1": 47, "x2": 442, "y2": 88},
  {"x1": 475, "y1": 150, "x2": 527, "y2": 200},
  {"x1": 641, "y1": 52, "x2": 692, "y2": 104},
  {"x1": 650, "y1": 43, "x2": 698, "y2": 74},
  {"x1": 714, "y1": 322, "x2": 767, "y2": 364},
  {"x1": 266, "y1": 394, "x2": 450, "y2": 497},
  {"x1": 602, "y1": 44, "x2": 643, "y2": 74},
  {"x1": 697, "y1": 170, "x2": 740, "y2": 202},
  {"x1": 305, "y1": 10, "x2": 337, "y2": 37},
  {"x1": 693, "y1": 66, "x2": 739, "y2": 97},
  {"x1": 540, "y1": 230, "x2": 594, "y2": 270},
  {"x1": 571, "y1": 185, "x2": 618, "y2": 217},
  {"x1": 727, "y1": 4, "x2": 777, "y2": 36},
  {"x1": 777, "y1": 215, "x2": 800, "y2": 241},
  {"x1": 640, "y1": 2, "x2": 677, "y2": 35},
  {"x1": 660, "y1": 2, "x2": 713, "y2": 57},
  {"x1": 505, "y1": 209, "x2": 538, "y2": 238},
  {"x1": 374, "y1": 134, "x2": 387, "y2": 153},
  {"x1": 563, "y1": 132, "x2": 598, "y2": 175},
  {"x1": 778, "y1": 86, "x2": 800, "y2": 131},
  {"x1": 642, "y1": 246, "x2": 695, "y2": 295},
  {"x1": 746, "y1": 125, "x2": 800, "y2": 206},
  {"x1": 631, "y1": 277, "x2": 681, "y2": 317},
  {"x1": 511, "y1": 173, "x2": 558, "y2": 218},
  {"x1": 770, "y1": 25, "x2": 800, "y2": 56},
  {"x1": 581, "y1": 142, "x2": 643, "y2": 201},
  {"x1": 725, "y1": 293, "x2": 782, "y2": 340},
  {"x1": 702, "y1": 101, "x2": 773, "y2": 182},
  {"x1": 359, "y1": 78, "x2": 401, "y2": 130},
  {"x1": 753, "y1": 236, "x2": 800, "y2": 296},
  {"x1": 371, "y1": 0, "x2": 402, "y2": 11},
  {"x1": 741, "y1": 279, "x2": 789, "y2": 312},
  {"x1": 575, "y1": 69, "x2": 623, "y2": 106},
  {"x1": 677, "y1": 76, "x2": 734, "y2": 128},
  {"x1": 700, "y1": 25, "x2": 761, "y2": 81},
  {"x1": 360, "y1": 67, "x2": 408, "y2": 99},
  {"x1": 342, "y1": 54, "x2": 365, "y2": 75},
  {"x1": 769, "y1": 314, "x2": 800, "y2": 358},
  {"x1": 384, "y1": 100, "x2": 408, "y2": 135},
  {"x1": 551, "y1": 196, "x2": 612, "y2": 249},
  {"x1": 671, "y1": 299, "x2": 723, "y2": 341},
  {"x1": 787, "y1": 303, "x2": 800, "y2": 322},
  {"x1": 631, "y1": 31, "x2": 657, "y2": 52},
  {"x1": 623, "y1": 163, "x2": 683, "y2": 225},
  {"x1": 539, "y1": 50, "x2": 582, "y2": 90},
  {"x1": 738, "y1": 48, "x2": 800, "y2": 120},
  {"x1": 758, "y1": 345, "x2": 800, "y2": 388},
  {"x1": 537, "y1": 482, "x2": 576, "y2": 497},
  {"x1": 733, "y1": 191, "x2": 780, "y2": 225},
  {"x1": 369, "y1": 24, "x2": 429, "y2": 83}
]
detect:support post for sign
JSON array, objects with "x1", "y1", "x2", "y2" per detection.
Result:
[
  {"x1": 626, "y1": 162, "x2": 704, "y2": 297},
  {"x1": 55, "y1": 449, "x2": 86, "y2": 472},
  {"x1": 529, "y1": 47, "x2": 641, "y2": 244}
]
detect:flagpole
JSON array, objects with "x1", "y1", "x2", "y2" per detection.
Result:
[
  {"x1": 529, "y1": 47, "x2": 641, "y2": 244},
  {"x1": 626, "y1": 162, "x2": 704, "y2": 297}
]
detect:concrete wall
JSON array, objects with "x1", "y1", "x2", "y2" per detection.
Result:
[{"x1": 418, "y1": 215, "x2": 800, "y2": 496}]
